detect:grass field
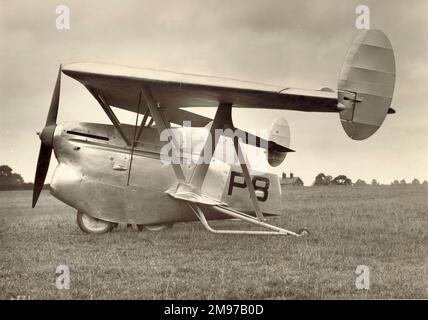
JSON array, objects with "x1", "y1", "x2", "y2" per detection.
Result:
[{"x1": 0, "y1": 186, "x2": 427, "y2": 299}]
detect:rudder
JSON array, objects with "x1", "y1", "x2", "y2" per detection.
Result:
[{"x1": 338, "y1": 29, "x2": 396, "y2": 140}]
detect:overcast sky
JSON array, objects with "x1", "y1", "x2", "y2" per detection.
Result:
[{"x1": 1, "y1": 0, "x2": 427, "y2": 185}]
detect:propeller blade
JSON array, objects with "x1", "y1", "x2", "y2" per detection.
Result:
[
  {"x1": 32, "y1": 139, "x2": 53, "y2": 208},
  {"x1": 33, "y1": 65, "x2": 62, "y2": 208},
  {"x1": 45, "y1": 65, "x2": 62, "y2": 126}
]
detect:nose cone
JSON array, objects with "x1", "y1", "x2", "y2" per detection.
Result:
[{"x1": 39, "y1": 124, "x2": 57, "y2": 148}]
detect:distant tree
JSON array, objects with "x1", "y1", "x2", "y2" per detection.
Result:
[
  {"x1": 371, "y1": 179, "x2": 379, "y2": 186},
  {"x1": 314, "y1": 173, "x2": 353, "y2": 186},
  {"x1": 332, "y1": 175, "x2": 352, "y2": 186},
  {"x1": 423, "y1": 180, "x2": 428, "y2": 185},
  {"x1": 314, "y1": 173, "x2": 327, "y2": 186},
  {"x1": 400, "y1": 179, "x2": 407, "y2": 185},
  {"x1": 354, "y1": 179, "x2": 367, "y2": 186},
  {"x1": 0, "y1": 165, "x2": 24, "y2": 188},
  {"x1": 412, "y1": 178, "x2": 420, "y2": 185},
  {"x1": 391, "y1": 179, "x2": 400, "y2": 186},
  {"x1": 0, "y1": 165, "x2": 12, "y2": 177}
]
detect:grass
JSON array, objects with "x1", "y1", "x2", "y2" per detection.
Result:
[{"x1": 0, "y1": 186, "x2": 427, "y2": 299}]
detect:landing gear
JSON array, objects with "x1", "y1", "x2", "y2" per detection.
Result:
[
  {"x1": 137, "y1": 224, "x2": 173, "y2": 232},
  {"x1": 76, "y1": 211, "x2": 117, "y2": 234},
  {"x1": 188, "y1": 203, "x2": 308, "y2": 237}
]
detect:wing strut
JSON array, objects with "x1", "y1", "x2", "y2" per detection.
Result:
[
  {"x1": 188, "y1": 103, "x2": 232, "y2": 192},
  {"x1": 86, "y1": 86, "x2": 132, "y2": 146},
  {"x1": 135, "y1": 106, "x2": 151, "y2": 142},
  {"x1": 140, "y1": 87, "x2": 186, "y2": 182},
  {"x1": 232, "y1": 135, "x2": 265, "y2": 221},
  {"x1": 127, "y1": 90, "x2": 143, "y2": 186}
]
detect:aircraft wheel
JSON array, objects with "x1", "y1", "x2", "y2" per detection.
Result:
[
  {"x1": 136, "y1": 224, "x2": 173, "y2": 232},
  {"x1": 76, "y1": 211, "x2": 116, "y2": 234}
]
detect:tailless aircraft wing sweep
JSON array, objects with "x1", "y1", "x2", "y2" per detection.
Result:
[{"x1": 33, "y1": 29, "x2": 396, "y2": 236}]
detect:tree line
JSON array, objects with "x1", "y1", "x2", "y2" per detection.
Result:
[
  {"x1": 0, "y1": 165, "x2": 49, "y2": 191},
  {"x1": 312, "y1": 172, "x2": 427, "y2": 186}
]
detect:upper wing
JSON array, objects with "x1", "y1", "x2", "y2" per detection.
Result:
[{"x1": 62, "y1": 62, "x2": 339, "y2": 123}]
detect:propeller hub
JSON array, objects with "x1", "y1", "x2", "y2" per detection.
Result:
[{"x1": 40, "y1": 124, "x2": 56, "y2": 148}]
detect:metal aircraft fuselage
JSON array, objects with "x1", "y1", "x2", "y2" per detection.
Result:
[{"x1": 50, "y1": 121, "x2": 281, "y2": 226}]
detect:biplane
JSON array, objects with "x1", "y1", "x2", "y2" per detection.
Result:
[{"x1": 32, "y1": 29, "x2": 396, "y2": 236}]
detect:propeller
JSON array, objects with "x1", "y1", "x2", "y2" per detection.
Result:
[{"x1": 32, "y1": 65, "x2": 62, "y2": 208}]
